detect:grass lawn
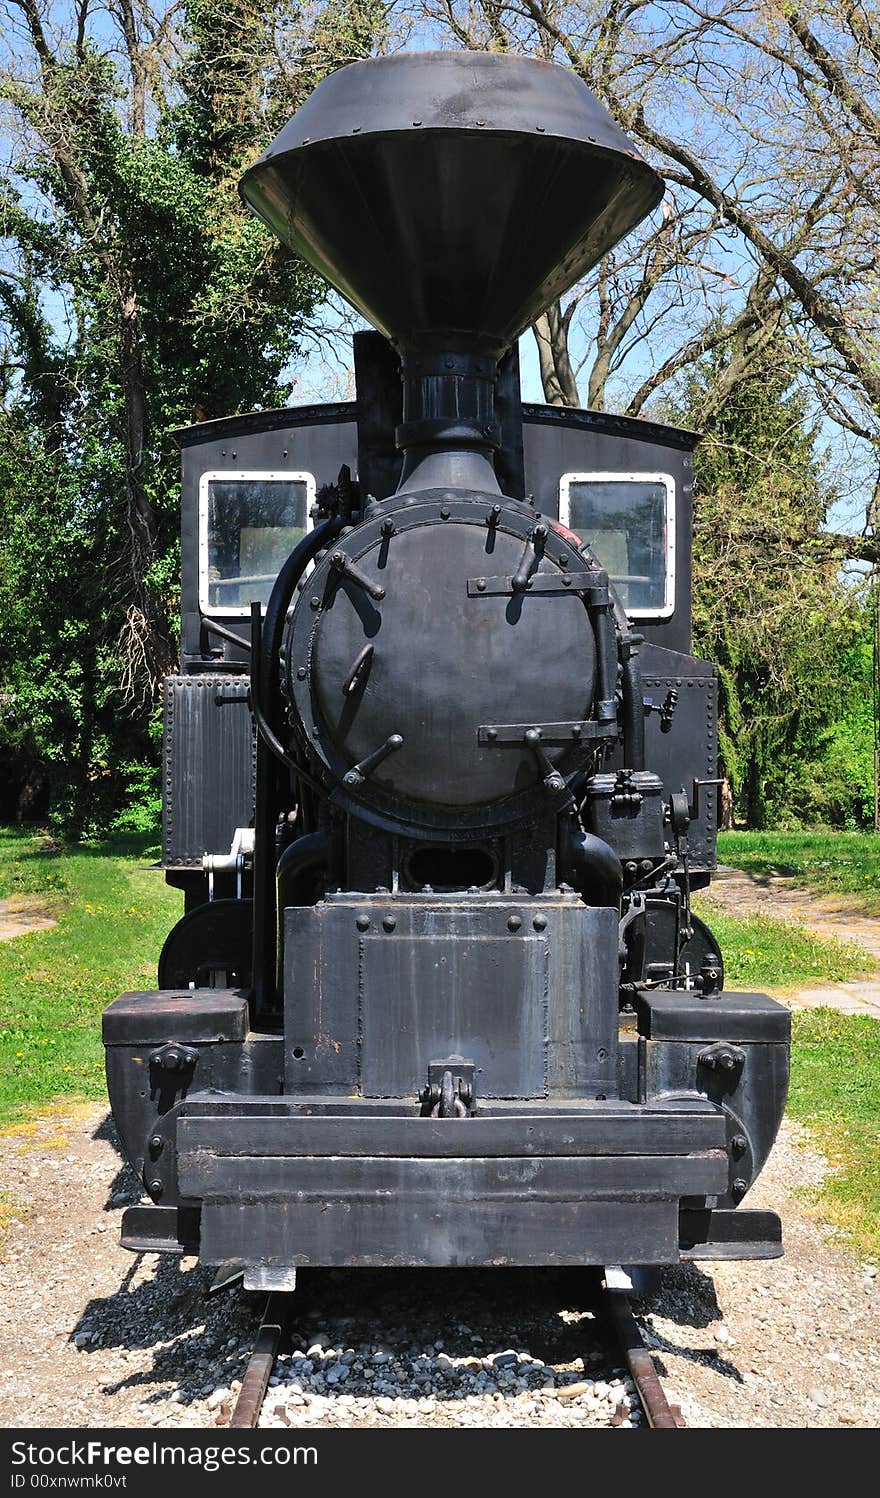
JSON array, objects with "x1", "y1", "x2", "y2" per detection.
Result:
[
  {"x1": 788, "y1": 1009, "x2": 880, "y2": 1263},
  {"x1": 0, "y1": 827, "x2": 179, "y2": 1128},
  {"x1": 718, "y1": 829, "x2": 880, "y2": 912},
  {"x1": 692, "y1": 899, "x2": 874, "y2": 989}
]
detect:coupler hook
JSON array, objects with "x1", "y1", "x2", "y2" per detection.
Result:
[{"x1": 419, "y1": 1056, "x2": 477, "y2": 1117}]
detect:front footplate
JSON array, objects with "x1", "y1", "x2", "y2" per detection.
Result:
[{"x1": 679, "y1": 1206, "x2": 783, "y2": 1260}]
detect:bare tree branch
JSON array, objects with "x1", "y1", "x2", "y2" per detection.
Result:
[{"x1": 532, "y1": 299, "x2": 580, "y2": 405}]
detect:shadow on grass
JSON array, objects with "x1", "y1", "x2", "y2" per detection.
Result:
[{"x1": 6, "y1": 829, "x2": 162, "y2": 864}]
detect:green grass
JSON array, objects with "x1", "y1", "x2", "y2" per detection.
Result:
[
  {"x1": 693, "y1": 897, "x2": 873, "y2": 989},
  {"x1": 787, "y1": 1009, "x2": 880, "y2": 1262},
  {"x1": 718, "y1": 829, "x2": 880, "y2": 912},
  {"x1": 0, "y1": 827, "x2": 71, "y2": 904},
  {"x1": 0, "y1": 828, "x2": 179, "y2": 1127}
]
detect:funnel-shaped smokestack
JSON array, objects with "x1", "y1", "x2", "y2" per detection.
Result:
[
  {"x1": 242, "y1": 51, "x2": 661, "y2": 354},
  {"x1": 241, "y1": 51, "x2": 663, "y2": 492}
]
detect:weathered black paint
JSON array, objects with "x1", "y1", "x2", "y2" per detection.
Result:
[
  {"x1": 283, "y1": 897, "x2": 619, "y2": 1100},
  {"x1": 105, "y1": 50, "x2": 790, "y2": 1278},
  {"x1": 239, "y1": 52, "x2": 663, "y2": 358},
  {"x1": 162, "y1": 675, "x2": 255, "y2": 869}
]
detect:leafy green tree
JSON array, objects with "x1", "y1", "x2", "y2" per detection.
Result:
[
  {"x1": 807, "y1": 619, "x2": 876, "y2": 828},
  {"x1": 667, "y1": 340, "x2": 869, "y2": 827},
  {"x1": 0, "y1": 0, "x2": 385, "y2": 831}
]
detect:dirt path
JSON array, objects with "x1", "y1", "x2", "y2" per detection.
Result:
[
  {"x1": 703, "y1": 868, "x2": 880, "y2": 1018},
  {"x1": 0, "y1": 1105, "x2": 876, "y2": 1428},
  {"x1": 0, "y1": 896, "x2": 56, "y2": 942}
]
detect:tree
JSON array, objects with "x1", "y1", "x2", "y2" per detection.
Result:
[
  {"x1": 416, "y1": 1, "x2": 880, "y2": 516},
  {"x1": 413, "y1": 5, "x2": 880, "y2": 824},
  {"x1": 667, "y1": 336, "x2": 867, "y2": 826},
  {"x1": 0, "y1": 0, "x2": 386, "y2": 830}
]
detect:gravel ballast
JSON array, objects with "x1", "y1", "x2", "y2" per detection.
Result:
[{"x1": 0, "y1": 1105, "x2": 877, "y2": 1429}]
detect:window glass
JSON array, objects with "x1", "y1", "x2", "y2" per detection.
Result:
[
  {"x1": 203, "y1": 476, "x2": 311, "y2": 612},
  {"x1": 564, "y1": 477, "x2": 672, "y2": 613}
]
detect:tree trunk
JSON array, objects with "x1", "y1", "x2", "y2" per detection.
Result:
[
  {"x1": 532, "y1": 302, "x2": 580, "y2": 406},
  {"x1": 119, "y1": 283, "x2": 156, "y2": 579}
]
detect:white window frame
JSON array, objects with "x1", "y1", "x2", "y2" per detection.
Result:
[
  {"x1": 558, "y1": 470, "x2": 676, "y2": 620},
  {"x1": 198, "y1": 469, "x2": 316, "y2": 617}
]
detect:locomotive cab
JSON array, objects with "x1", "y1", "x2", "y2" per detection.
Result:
[{"x1": 104, "y1": 51, "x2": 789, "y2": 1285}]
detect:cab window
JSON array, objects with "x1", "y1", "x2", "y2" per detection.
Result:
[
  {"x1": 199, "y1": 471, "x2": 315, "y2": 615},
  {"x1": 558, "y1": 472, "x2": 675, "y2": 617}
]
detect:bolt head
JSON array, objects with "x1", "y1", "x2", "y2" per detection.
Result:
[
  {"x1": 148, "y1": 1178, "x2": 164, "y2": 1198},
  {"x1": 356, "y1": 914, "x2": 370, "y2": 932},
  {"x1": 507, "y1": 914, "x2": 522, "y2": 932},
  {"x1": 382, "y1": 914, "x2": 396, "y2": 932}
]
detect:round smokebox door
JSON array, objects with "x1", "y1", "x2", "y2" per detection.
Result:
[{"x1": 309, "y1": 518, "x2": 596, "y2": 807}]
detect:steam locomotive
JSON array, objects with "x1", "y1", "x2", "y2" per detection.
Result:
[{"x1": 103, "y1": 51, "x2": 790, "y2": 1288}]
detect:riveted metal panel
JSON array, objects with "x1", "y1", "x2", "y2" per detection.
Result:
[
  {"x1": 283, "y1": 897, "x2": 619, "y2": 1100},
  {"x1": 360, "y1": 934, "x2": 548, "y2": 1097},
  {"x1": 163, "y1": 675, "x2": 255, "y2": 868},
  {"x1": 641, "y1": 669, "x2": 717, "y2": 867},
  {"x1": 602, "y1": 642, "x2": 718, "y2": 869}
]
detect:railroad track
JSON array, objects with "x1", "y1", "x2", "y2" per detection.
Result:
[
  {"x1": 228, "y1": 1296, "x2": 288, "y2": 1428},
  {"x1": 227, "y1": 1278, "x2": 684, "y2": 1430},
  {"x1": 600, "y1": 1288, "x2": 685, "y2": 1429}
]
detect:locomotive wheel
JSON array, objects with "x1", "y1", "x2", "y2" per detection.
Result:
[
  {"x1": 643, "y1": 899, "x2": 724, "y2": 991},
  {"x1": 158, "y1": 898, "x2": 253, "y2": 990}
]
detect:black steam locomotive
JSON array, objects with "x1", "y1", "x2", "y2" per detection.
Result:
[{"x1": 103, "y1": 51, "x2": 790, "y2": 1288}]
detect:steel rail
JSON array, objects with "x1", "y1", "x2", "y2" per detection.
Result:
[
  {"x1": 225, "y1": 1280, "x2": 682, "y2": 1430},
  {"x1": 602, "y1": 1288, "x2": 683, "y2": 1429},
  {"x1": 228, "y1": 1295, "x2": 287, "y2": 1429}
]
